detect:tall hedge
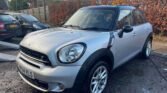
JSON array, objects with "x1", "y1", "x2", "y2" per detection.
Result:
[{"x1": 48, "y1": 0, "x2": 167, "y2": 35}]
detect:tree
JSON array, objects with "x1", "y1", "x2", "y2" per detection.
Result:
[
  {"x1": 9, "y1": 0, "x2": 29, "y2": 11},
  {"x1": 112, "y1": 0, "x2": 125, "y2": 5}
]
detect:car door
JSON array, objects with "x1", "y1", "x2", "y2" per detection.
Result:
[
  {"x1": 132, "y1": 10, "x2": 151, "y2": 51},
  {"x1": 110, "y1": 10, "x2": 138, "y2": 68}
]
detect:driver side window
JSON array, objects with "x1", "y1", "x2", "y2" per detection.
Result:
[{"x1": 116, "y1": 10, "x2": 133, "y2": 30}]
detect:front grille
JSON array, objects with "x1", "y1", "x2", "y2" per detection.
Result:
[
  {"x1": 20, "y1": 57, "x2": 40, "y2": 68},
  {"x1": 20, "y1": 46, "x2": 51, "y2": 66},
  {"x1": 21, "y1": 72, "x2": 48, "y2": 90}
]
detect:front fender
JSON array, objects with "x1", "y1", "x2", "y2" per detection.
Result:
[{"x1": 72, "y1": 48, "x2": 114, "y2": 92}]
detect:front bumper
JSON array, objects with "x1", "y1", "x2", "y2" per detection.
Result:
[{"x1": 16, "y1": 56, "x2": 81, "y2": 92}]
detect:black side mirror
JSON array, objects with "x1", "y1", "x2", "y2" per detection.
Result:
[
  {"x1": 122, "y1": 25, "x2": 133, "y2": 33},
  {"x1": 118, "y1": 25, "x2": 133, "y2": 38}
]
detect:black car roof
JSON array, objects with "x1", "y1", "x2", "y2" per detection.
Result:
[
  {"x1": 117, "y1": 5, "x2": 136, "y2": 10},
  {"x1": 81, "y1": 5, "x2": 136, "y2": 10}
]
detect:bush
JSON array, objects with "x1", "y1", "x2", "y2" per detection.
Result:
[
  {"x1": 124, "y1": 0, "x2": 167, "y2": 35},
  {"x1": 48, "y1": 0, "x2": 81, "y2": 26},
  {"x1": 48, "y1": 0, "x2": 167, "y2": 35}
]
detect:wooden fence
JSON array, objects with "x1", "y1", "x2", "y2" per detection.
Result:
[{"x1": 19, "y1": 6, "x2": 49, "y2": 23}]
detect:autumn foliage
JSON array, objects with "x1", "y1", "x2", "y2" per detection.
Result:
[
  {"x1": 49, "y1": 1, "x2": 81, "y2": 26},
  {"x1": 48, "y1": 0, "x2": 167, "y2": 35},
  {"x1": 124, "y1": 0, "x2": 167, "y2": 35}
]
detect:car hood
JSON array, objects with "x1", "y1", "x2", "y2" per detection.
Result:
[{"x1": 20, "y1": 27, "x2": 110, "y2": 54}]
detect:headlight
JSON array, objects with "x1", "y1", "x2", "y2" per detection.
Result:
[
  {"x1": 33, "y1": 24, "x2": 41, "y2": 29},
  {"x1": 58, "y1": 43, "x2": 86, "y2": 63}
]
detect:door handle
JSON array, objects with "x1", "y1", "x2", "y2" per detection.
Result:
[{"x1": 133, "y1": 32, "x2": 136, "y2": 36}]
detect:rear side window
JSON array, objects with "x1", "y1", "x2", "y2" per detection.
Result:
[
  {"x1": 132, "y1": 10, "x2": 147, "y2": 26},
  {"x1": 0, "y1": 15, "x2": 16, "y2": 22},
  {"x1": 116, "y1": 10, "x2": 133, "y2": 29}
]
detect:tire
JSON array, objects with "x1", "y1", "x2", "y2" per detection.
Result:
[
  {"x1": 141, "y1": 39, "x2": 152, "y2": 59},
  {"x1": 80, "y1": 61, "x2": 110, "y2": 93}
]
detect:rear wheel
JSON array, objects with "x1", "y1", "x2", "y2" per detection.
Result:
[{"x1": 141, "y1": 39, "x2": 152, "y2": 59}]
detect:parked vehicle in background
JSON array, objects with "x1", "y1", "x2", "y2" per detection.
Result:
[
  {"x1": 0, "y1": 13, "x2": 21, "y2": 40},
  {"x1": 6, "y1": 12, "x2": 50, "y2": 36},
  {"x1": 17, "y1": 5, "x2": 153, "y2": 93}
]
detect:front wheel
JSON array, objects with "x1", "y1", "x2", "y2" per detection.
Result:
[{"x1": 83, "y1": 61, "x2": 109, "y2": 93}]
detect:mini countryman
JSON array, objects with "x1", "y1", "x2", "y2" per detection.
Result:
[{"x1": 17, "y1": 5, "x2": 153, "y2": 93}]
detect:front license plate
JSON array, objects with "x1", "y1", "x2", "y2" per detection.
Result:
[{"x1": 18, "y1": 65, "x2": 35, "y2": 79}]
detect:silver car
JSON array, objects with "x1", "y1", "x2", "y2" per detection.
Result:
[{"x1": 16, "y1": 5, "x2": 153, "y2": 93}]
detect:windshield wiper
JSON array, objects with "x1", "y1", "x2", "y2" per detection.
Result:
[
  {"x1": 81, "y1": 27, "x2": 110, "y2": 31},
  {"x1": 63, "y1": 25, "x2": 82, "y2": 29}
]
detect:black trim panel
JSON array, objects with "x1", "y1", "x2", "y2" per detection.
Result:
[{"x1": 72, "y1": 48, "x2": 114, "y2": 92}]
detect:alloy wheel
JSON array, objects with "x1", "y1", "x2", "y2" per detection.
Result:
[
  {"x1": 90, "y1": 66, "x2": 108, "y2": 93},
  {"x1": 146, "y1": 41, "x2": 152, "y2": 57}
]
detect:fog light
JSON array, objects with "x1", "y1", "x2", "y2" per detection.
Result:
[{"x1": 52, "y1": 83, "x2": 65, "y2": 92}]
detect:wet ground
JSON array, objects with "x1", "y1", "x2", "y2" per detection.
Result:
[
  {"x1": 107, "y1": 54, "x2": 167, "y2": 93},
  {"x1": 0, "y1": 38, "x2": 167, "y2": 93}
]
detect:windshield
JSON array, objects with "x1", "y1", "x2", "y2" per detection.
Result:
[
  {"x1": 64, "y1": 8, "x2": 116, "y2": 31},
  {"x1": 21, "y1": 14, "x2": 38, "y2": 22}
]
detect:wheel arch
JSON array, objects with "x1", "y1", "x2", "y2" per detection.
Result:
[
  {"x1": 147, "y1": 32, "x2": 153, "y2": 41},
  {"x1": 141, "y1": 32, "x2": 153, "y2": 50},
  {"x1": 72, "y1": 48, "x2": 114, "y2": 92}
]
